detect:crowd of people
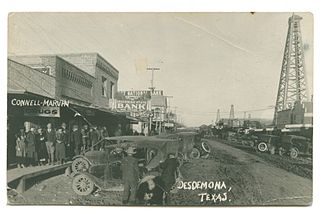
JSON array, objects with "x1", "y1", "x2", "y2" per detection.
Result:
[{"x1": 15, "y1": 122, "x2": 111, "y2": 168}]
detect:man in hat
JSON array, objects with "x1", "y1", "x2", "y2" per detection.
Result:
[
  {"x1": 121, "y1": 146, "x2": 139, "y2": 204},
  {"x1": 160, "y1": 153, "x2": 180, "y2": 192}
]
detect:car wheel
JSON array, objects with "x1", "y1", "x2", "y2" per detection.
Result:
[
  {"x1": 257, "y1": 142, "x2": 268, "y2": 152},
  {"x1": 72, "y1": 174, "x2": 95, "y2": 196},
  {"x1": 72, "y1": 158, "x2": 90, "y2": 173},
  {"x1": 189, "y1": 148, "x2": 201, "y2": 159},
  {"x1": 201, "y1": 141, "x2": 212, "y2": 153},
  {"x1": 289, "y1": 148, "x2": 299, "y2": 159}
]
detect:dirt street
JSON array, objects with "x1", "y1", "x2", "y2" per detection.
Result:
[
  {"x1": 171, "y1": 138, "x2": 312, "y2": 206},
  {"x1": 7, "y1": 138, "x2": 312, "y2": 206}
]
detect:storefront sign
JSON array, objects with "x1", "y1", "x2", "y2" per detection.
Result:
[
  {"x1": 117, "y1": 90, "x2": 163, "y2": 100},
  {"x1": 24, "y1": 106, "x2": 60, "y2": 117},
  {"x1": 115, "y1": 100, "x2": 148, "y2": 112}
]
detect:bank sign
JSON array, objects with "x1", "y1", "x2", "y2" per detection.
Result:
[
  {"x1": 117, "y1": 90, "x2": 163, "y2": 101},
  {"x1": 115, "y1": 100, "x2": 149, "y2": 112}
]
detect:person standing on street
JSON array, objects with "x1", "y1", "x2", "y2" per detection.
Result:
[
  {"x1": 35, "y1": 128, "x2": 48, "y2": 165},
  {"x1": 45, "y1": 123, "x2": 56, "y2": 165},
  {"x1": 25, "y1": 127, "x2": 37, "y2": 166},
  {"x1": 61, "y1": 122, "x2": 71, "y2": 160},
  {"x1": 160, "y1": 153, "x2": 180, "y2": 192},
  {"x1": 55, "y1": 128, "x2": 66, "y2": 165},
  {"x1": 114, "y1": 124, "x2": 122, "y2": 136},
  {"x1": 15, "y1": 129, "x2": 26, "y2": 168},
  {"x1": 121, "y1": 146, "x2": 139, "y2": 205},
  {"x1": 70, "y1": 125, "x2": 81, "y2": 156},
  {"x1": 81, "y1": 125, "x2": 90, "y2": 151},
  {"x1": 90, "y1": 125, "x2": 100, "y2": 150}
]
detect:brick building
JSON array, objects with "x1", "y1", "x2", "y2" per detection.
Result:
[{"x1": 7, "y1": 53, "x2": 128, "y2": 164}]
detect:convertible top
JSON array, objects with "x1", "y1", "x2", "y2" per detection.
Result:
[{"x1": 105, "y1": 136, "x2": 180, "y2": 154}]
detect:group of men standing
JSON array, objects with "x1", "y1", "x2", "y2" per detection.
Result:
[{"x1": 15, "y1": 122, "x2": 111, "y2": 168}]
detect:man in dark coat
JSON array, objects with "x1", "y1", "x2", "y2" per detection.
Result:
[
  {"x1": 160, "y1": 153, "x2": 180, "y2": 192},
  {"x1": 121, "y1": 146, "x2": 140, "y2": 204},
  {"x1": 81, "y1": 125, "x2": 90, "y2": 151},
  {"x1": 55, "y1": 128, "x2": 66, "y2": 164},
  {"x1": 90, "y1": 125, "x2": 100, "y2": 150},
  {"x1": 25, "y1": 127, "x2": 37, "y2": 166},
  {"x1": 45, "y1": 123, "x2": 56, "y2": 165},
  {"x1": 136, "y1": 176, "x2": 166, "y2": 205},
  {"x1": 70, "y1": 125, "x2": 81, "y2": 156},
  {"x1": 35, "y1": 128, "x2": 48, "y2": 165},
  {"x1": 61, "y1": 122, "x2": 71, "y2": 160}
]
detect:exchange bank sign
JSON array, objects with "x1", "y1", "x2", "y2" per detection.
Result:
[{"x1": 115, "y1": 100, "x2": 149, "y2": 112}]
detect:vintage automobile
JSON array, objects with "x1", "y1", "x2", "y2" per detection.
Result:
[
  {"x1": 71, "y1": 136, "x2": 128, "y2": 173},
  {"x1": 254, "y1": 134, "x2": 281, "y2": 154},
  {"x1": 156, "y1": 131, "x2": 212, "y2": 159},
  {"x1": 237, "y1": 134, "x2": 258, "y2": 147},
  {"x1": 278, "y1": 135, "x2": 312, "y2": 158},
  {"x1": 71, "y1": 136, "x2": 181, "y2": 196}
]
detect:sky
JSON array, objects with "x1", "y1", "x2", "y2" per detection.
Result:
[{"x1": 8, "y1": 12, "x2": 313, "y2": 127}]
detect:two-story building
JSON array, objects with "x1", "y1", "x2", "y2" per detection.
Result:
[{"x1": 8, "y1": 53, "x2": 129, "y2": 164}]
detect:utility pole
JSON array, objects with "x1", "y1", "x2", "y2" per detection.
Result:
[
  {"x1": 216, "y1": 109, "x2": 220, "y2": 125},
  {"x1": 147, "y1": 67, "x2": 160, "y2": 92},
  {"x1": 229, "y1": 105, "x2": 235, "y2": 119},
  {"x1": 147, "y1": 66, "x2": 160, "y2": 134}
]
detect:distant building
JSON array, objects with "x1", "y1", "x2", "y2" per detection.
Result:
[{"x1": 276, "y1": 101, "x2": 313, "y2": 128}]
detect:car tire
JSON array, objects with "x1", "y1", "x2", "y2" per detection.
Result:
[
  {"x1": 201, "y1": 141, "x2": 212, "y2": 153},
  {"x1": 257, "y1": 142, "x2": 268, "y2": 152},
  {"x1": 72, "y1": 158, "x2": 90, "y2": 173},
  {"x1": 289, "y1": 148, "x2": 299, "y2": 159},
  {"x1": 189, "y1": 148, "x2": 201, "y2": 159},
  {"x1": 72, "y1": 174, "x2": 95, "y2": 196}
]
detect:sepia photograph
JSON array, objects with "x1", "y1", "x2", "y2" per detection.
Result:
[{"x1": 6, "y1": 12, "x2": 313, "y2": 206}]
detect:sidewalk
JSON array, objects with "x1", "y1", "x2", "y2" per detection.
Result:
[{"x1": 7, "y1": 163, "x2": 70, "y2": 184}]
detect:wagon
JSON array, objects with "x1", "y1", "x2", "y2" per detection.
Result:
[{"x1": 71, "y1": 136, "x2": 181, "y2": 196}]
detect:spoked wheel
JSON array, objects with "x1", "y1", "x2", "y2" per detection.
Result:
[
  {"x1": 201, "y1": 141, "x2": 212, "y2": 153},
  {"x1": 289, "y1": 148, "x2": 299, "y2": 159},
  {"x1": 189, "y1": 148, "x2": 201, "y2": 159},
  {"x1": 72, "y1": 174, "x2": 95, "y2": 196},
  {"x1": 72, "y1": 158, "x2": 90, "y2": 173},
  {"x1": 257, "y1": 142, "x2": 268, "y2": 152}
]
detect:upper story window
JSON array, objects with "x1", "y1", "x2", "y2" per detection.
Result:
[{"x1": 102, "y1": 76, "x2": 107, "y2": 97}]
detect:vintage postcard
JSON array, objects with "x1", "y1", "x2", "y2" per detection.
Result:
[{"x1": 7, "y1": 12, "x2": 313, "y2": 206}]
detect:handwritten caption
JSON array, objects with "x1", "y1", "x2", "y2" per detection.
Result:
[{"x1": 176, "y1": 181, "x2": 232, "y2": 203}]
